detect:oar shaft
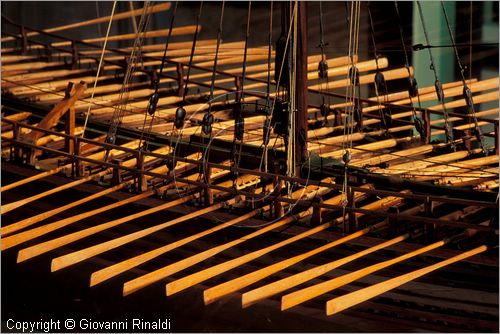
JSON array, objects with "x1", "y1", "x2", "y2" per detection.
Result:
[
  {"x1": 50, "y1": 197, "x2": 237, "y2": 272},
  {"x1": 1, "y1": 166, "x2": 64, "y2": 192},
  {"x1": 326, "y1": 245, "x2": 488, "y2": 315},
  {"x1": 1, "y1": 169, "x2": 109, "y2": 215},
  {"x1": 90, "y1": 207, "x2": 262, "y2": 287},
  {"x1": 123, "y1": 215, "x2": 296, "y2": 296}
]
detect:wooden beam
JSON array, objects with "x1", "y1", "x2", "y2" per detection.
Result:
[
  {"x1": 167, "y1": 210, "x2": 342, "y2": 297},
  {"x1": 1, "y1": 168, "x2": 109, "y2": 215},
  {"x1": 51, "y1": 197, "x2": 239, "y2": 272},
  {"x1": 0, "y1": 166, "x2": 64, "y2": 192},
  {"x1": 1, "y1": 180, "x2": 131, "y2": 238},
  {"x1": 205, "y1": 220, "x2": 388, "y2": 306},
  {"x1": 122, "y1": 214, "x2": 298, "y2": 296},
  {"x1": 281, "y1": 240, "x2": 446, "y2": 311},
  {"x1": 242, "y1": 233, "x2": 408, "y2": 309},
  {"x1": 325, "y1": 245, "x2": 488, "y2": 315},
  {"x1": 16, "y1": 194, "x2": 193, "y2": 263},
  {"x1": 90, "y1": 206, "x2": 263, "y2": 287},
  {"x1": 1, "y1": 3, "x2": 172, "y2": 43},
  {"x1": 22, "y1": 81, "x2": 86, "y2": 145}
]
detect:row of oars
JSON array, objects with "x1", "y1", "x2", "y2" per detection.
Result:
[{"x1": 2, "y1": 160, "x2": 488, "y2": 317}]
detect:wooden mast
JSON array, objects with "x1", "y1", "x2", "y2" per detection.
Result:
[{"x1": 295, "y1": 1, "x2": 308, "y2": 175}]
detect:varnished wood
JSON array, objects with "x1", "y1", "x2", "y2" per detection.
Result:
[
  {"x1": 282, "y1": 240, "x2": 446, "y2": 311},
  {"x1": 325, "y1": 245, "x2": 488, "y2": 315},
  {"x1": 51, "y1": 197, "x2": 239, "y2": 272},
  {"x1": 90, "y1": 206, "x2": 262, "y2": 287},
  {"x1": 0, "y1": 166, "x2": 64, "y2": 192},
  {"x1": 16, "y1": 194, "x2": 193, "y2": 263}
]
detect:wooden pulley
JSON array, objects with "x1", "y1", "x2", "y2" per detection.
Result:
[
  {"x1": 342, "y1": 150, "x2": 352, "y2": 165},
  {"x1": 348, "y1": 66, "x2": 360, "y2": 85},
  {"x1": 271, "y1": 99, "x2": 289, "y2": 136},
  {"x1": 353, "y1": 99, "x2": 363, "y2": 128},
  {"x1": 147, "y1": 92, "x2": 159, "y2": 115},
  {"x1": 165, "y1": 156, "x2": 177, "y2": 171},
  {"x1": 320, "y1": 103, "x2": 330, "y2": 117},
  {"x1": 202, "y1": 113, "x2": 214, "y2": 135},
  {"x1": 463, "y1": 85, "x2": 473, "y2": 110},
  {"x1": 165, "y1": 145, "x2": 178, "y2": 171},
  {"x1": 374, "y1": 71, "x2": 386, "y2": 93},
  {"x1": 174, "y1": 106, "x2": 186, "y2": 129},
  {"x1": 408, "y1": 75, "x2": 419, "y2": 98},
  {"x1": 318, "y1": 59, "x2": 329, "y2": 79},
  {"x1": 434, "y1": 79, "x2": 444, "y2": 102},
  {"x1": 414, "y1": 117, "x2": 425, "y2": 139}
]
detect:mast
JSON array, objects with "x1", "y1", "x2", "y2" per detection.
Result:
[{"x1": 295, "y1": 1, "x2": 308, "y2": 176}]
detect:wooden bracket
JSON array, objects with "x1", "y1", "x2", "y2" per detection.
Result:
[
  {"x1": 22, "y1": 81, "x2": 86, "y2": 164},
  {"x1": 347, "y1": 187, "x2": 357, "y2": 233},
  {"x1": 203, "y1": 164, "x2": 214, "y2": 206},
  {"x1": 176, "y1": 63, "x2": 184, "y2": 97},
  {"x1": 422, "y1": 108, "x2": 431, "y2": 144},
  {"x1": 311, "y1": 196, "x2": 323, "y2": 227},
  {"x1": 111, "y1": 159, "x2": 123, "y2": 185},
  {"x1": 136, "y1": 151, "x2": 147, "y2": 193},
  {"x1": 20, "y1": 25, "x2": 28, "y2": 54}
]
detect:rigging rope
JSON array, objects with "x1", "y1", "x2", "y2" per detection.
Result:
[
  {"x1": 81, "y1": 1, "x2": 117, "y2": 138},
  {"x1": 440, "y1": 0, "x2": 487, "y2": 154},
  {"x1": 416, "y1": 1, "x2": 455, "y2": 149},
  {"x1": 105, "y1": 1, "x2": 153, "y2": 151},
  {"x1": 394, "y1": 1, "x2": 427, "y2": 142},
  {"x1": 138, "y1": 1, "x2": 179, "y2": 151},
  {"x1": 367, "y1": 3, "x2": 391, "y2": 132}
]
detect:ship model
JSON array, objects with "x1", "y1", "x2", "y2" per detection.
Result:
[{"x1": 1, "y1": 1, "x2": 498, "y2": 332}]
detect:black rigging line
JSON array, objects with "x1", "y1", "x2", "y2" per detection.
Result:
[
  {"x1": 394, "y1": 1, "x2": 428, "y2": 144},
  {"x1": 367, "y1": 3, "x2": 391, "y2": 132},
  {"x1": 139, "y1": 1, "x2": 179, "y2": 152},
  {"x1": 181, "y1": 1, "x2": 204, "y2": 105},
  {"x1": 416, "y1": 1, "x2": 455, "y2": 149},
  {"x1": 440, "y1": 0, "x2": 487, "y2": 155},
  {"x1": 318, "y1": 1, "x2": 331, "y2": 126}
]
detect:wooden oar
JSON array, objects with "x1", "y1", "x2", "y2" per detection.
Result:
[
  {"x1": 5, "y1": 153, "x2": 205, "y2": 247},
  {"x1": 1, "y1": 180, "x2": 131, "y2": 237},
  {"x1": 204, "y1": 219, "x2": 391, "y2": 306},
  {"x1": 235, "y1": 194, "x2": 406, "y2": 307},
  {"x1": 50, "y1": 197, "x2": 239, "y2": 272},
  {"x1": 166, "y1": 207, "x2": 347, "y2": 297},
  {"x1": 241, "y1": 233, "x2": 409, "y2": 309},
  {"x1": 1, "y1": 3, "x2": 172, "y2": 43},
  {"x1": 1, "y1": 169, "x2": 109, "y2": 215},
  {"x1": 325, "y1": 245, "x2": 488, "y2": 315},
  {"x1": 122, "y1": 213, "x2": 301, "y2": 296},
  {"x1": 1, "y1": 166, "x2": 64, "y2": 192},
  {"x1": 16, "y1": 194, "x2": 193, "y2": 263},
  {"x1": 281, "y1": 239, "x2": 447, "y2": 311},
  {"x1": 90, "y1": 206, "x2": 264, "y2": 287},
  {"x1": 4, "y1": 184, "x2": 154, "y2": 251}
]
